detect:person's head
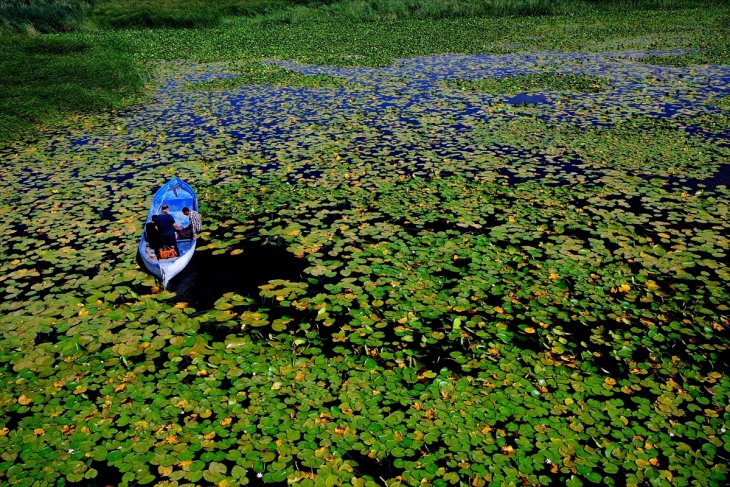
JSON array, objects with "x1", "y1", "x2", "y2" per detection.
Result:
[
  {"x1": 151, "y1": 215, "x2": 157, "y2": 222},
  {"x1": 182, "y1": 207, "x2": 190, "y2": 215},
  {"x1": 161, "y1": 204, "x2": 169, "y2": 213}
]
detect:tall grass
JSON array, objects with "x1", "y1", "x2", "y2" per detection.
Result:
[
  {"x1": 0, "y1": 35, "x2": 142, "y2": 144},
  {"x1": 90, "y1": 0, "x2": 325, "y2": 29},
  {"x1": 1, "y1": 0, "x2": 721, "y2": 32},
  {"x1": 230, "y1": 0, "x2": 561, "y2": 24},
  {"x1": 584, "y1": 0, "x2": 719, "y2": 6},
  {"x1": 0, "y1": 0, "x2": 91, "y2": 33},
  {"x1": 92, "y1": 0, "x2": 221, "y2": 29},
  {"x1": 324, "y1": 0, "x2": 557, "y2": 21},
  {"x1": 256, "y1": 0, "x2": 727, "y2": 23}
]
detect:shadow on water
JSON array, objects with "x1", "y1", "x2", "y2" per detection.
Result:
[{"x1": 166, "y1": 240, "x2": 308, "y2": 310}]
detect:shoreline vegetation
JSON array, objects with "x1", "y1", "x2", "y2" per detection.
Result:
[{"x1": 0, "y1": 0, "x2": 728, "y2": 145}]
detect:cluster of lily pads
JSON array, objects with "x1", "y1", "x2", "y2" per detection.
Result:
[{"x1": 0, "y1": 50, "x2": 728, "y2": 486}]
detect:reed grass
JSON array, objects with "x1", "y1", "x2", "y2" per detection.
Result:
[
  {"x1": 92, "y1": 0, "x2": 221, "y2": 29},
  {"x1": 90, "y1": 0, "x2": 320, "y2": 29},
  {"x1": 1, "y1": 0, "x2": 722, "y2": 32},
  {"x1": 0, "y1": 0, "x2": 89, "y2": 33},
  {"x1": 0, "y1": 35, "x2": 142, "y2": 144},
  {"x1": 323, "y1": 0, "x2": 557, "y2": 21},
  {"x1": 251, "y1": 0, "x2": 727, "y2": 24}
]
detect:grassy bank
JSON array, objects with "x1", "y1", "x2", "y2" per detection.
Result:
[
  {"x1": 0, "y1": 0, "x2": 90, "y2": 34},
  {"x1": 88, "y1": 0, "x2": 730, "y2": 28},
  {"x1": 0, "y1": 35, "x2": 142, "y2": 144},
  {"x1": 90, "y1": 0, "x2": 304, "y2": 29},
  {"x1": 2, "y1": 0, "x2": 721, "y2": 33}
]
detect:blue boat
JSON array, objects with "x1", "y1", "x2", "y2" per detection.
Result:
[{"x1": 138, "y1": 177, "x2": 198, "y2": 288}]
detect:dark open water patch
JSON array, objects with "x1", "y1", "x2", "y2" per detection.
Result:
[
  {"x1": 673, "y1": 162, "x2": 730, "y2": 189},
  {"x1": 88, "y1": 460, "x2": 124, "y2": 486},
  {"x1": 167, "y1": 240, "x2": 308, "y2": 310},
  {"x1": 505, "y1": 93, "x2": 550, "y2": 105},
  {"x1": 345, "y1": 449, "x2": 401, "y2": 482}
]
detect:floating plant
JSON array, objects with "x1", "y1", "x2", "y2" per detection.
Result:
[{"x1": 0, "y1": 50, "x2": 728, "y2": 486}]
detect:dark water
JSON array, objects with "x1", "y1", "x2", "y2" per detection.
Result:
[
  {"x1": 505, "y1": 93, "x2": 550, "y2": 105},
  {"x1": 168, "y1": 240, "x2": 308, "y2": 310}
]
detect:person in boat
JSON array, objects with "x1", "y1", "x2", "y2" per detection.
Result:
[
  {"x1": 145, "y1": 215, "x2": 161, "y2": 253},
  {"x1": 180, "y1": 207, "x2": 202, "y2": 240},
  {"x1": 156, "y1": 204, "x2": 180, "y2": 258}
]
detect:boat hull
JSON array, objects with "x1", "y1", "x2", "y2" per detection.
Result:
[
  {"x1": 139, "y1": 177, "x2": 199, "y2": 288},
  {"x1": 139, "y1": 238, "x2": 197, "y2": 288}
]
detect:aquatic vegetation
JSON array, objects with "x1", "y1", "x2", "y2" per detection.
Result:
[
  {"x1": 0, "y1": 50, "x2": 728, "y2": 486},
  {"x1": 188, "y1": 61, "x2": 363, "y2": 91},
  {"x1": 446, "y1": 73, "x2": 610, "y2": 94}
]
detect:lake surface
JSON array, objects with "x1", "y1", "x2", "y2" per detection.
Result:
[{"x1": 0, "y1": 51, "x2": 728, "y2": 487}]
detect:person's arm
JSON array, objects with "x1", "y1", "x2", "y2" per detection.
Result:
[{"x1": 192, "y1": 212, "x2": 203, "y2": 236}]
